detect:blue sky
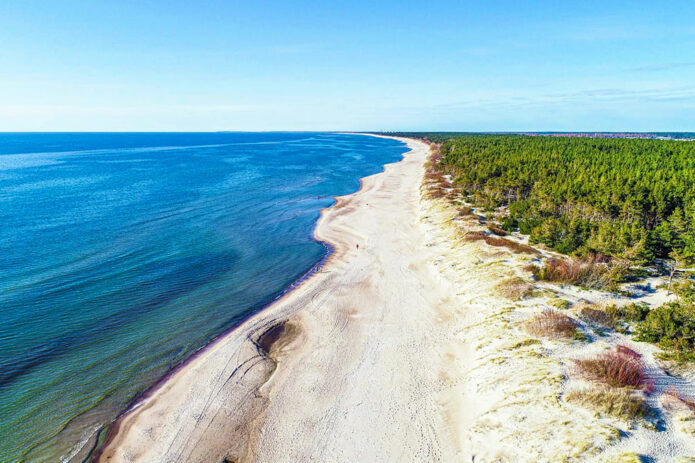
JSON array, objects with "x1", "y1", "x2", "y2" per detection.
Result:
[{"x1": 1, "y1": 0, "x2": 694, "y2": 131}]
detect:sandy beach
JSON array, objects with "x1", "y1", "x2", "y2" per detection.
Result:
[
  {"x1": 94, "y1": 134, "x2": 695, "y2": 462},
  {"x1": 95, "y1": 136, "x2": 462, "y2": 462}
]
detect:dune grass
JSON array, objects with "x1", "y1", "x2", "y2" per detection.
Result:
[
  {"x1": 525, "y1": 309, "x2": 583, "y2": 340},
  {"x1": 580, "y1": 305, "x2": 616, "y2": 329},
  {"x1": 486, "y1": 223, "x2": 507, "y2": 236},
  {"x1": 566, "y1": 387, "x2": 647, "y2": 421},
  {"x1": 528, "y1": 256, "x2": 627, "y2": 291},
  {"x1": 496, "y1": 277, "x2": 535, "y2": 301},
  {"x1": 550, "y1": 298, "x2": 571, "y2": 310},
  {"x1": 464, "y1": 231, "x2": 540, "y2": 255}
]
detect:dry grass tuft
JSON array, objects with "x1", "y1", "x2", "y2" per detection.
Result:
[
  {"x1": 439, "y1": 179, "x2": 453, "y2": 189},
  {"x1": 525, "y1": 309, "x2": 581, "y2": 339},
  {"x1": 529, "y1": 256, "x2": 627, "y2": 290},
  {"x1": 566, "y1": 387, "x2": 647, "y2": 420},
  {"x1": 616, "y1": 344, "x2": 641, "y2": 359},
  {"x1": 456, "y1": 206, "x2": 475, "y2": 218},
  {"x1": 496, "y1": 277, "x2": 535, "y2": 301},
  {"x1": 487, "y1": 223, "x2": 507, "y2": 236},
  {"x1": 463, "y1": 231, "x2": 487, "y2": 241},
  {"x1": 424, "y1": 171, "x2": 444, "y2": 181},
  {"x1": 612, "y1": 454, "x2": 644, "y2": 463},
  {"x1": 580, "y1": 305, "x2": 616, "y2": 328},
  {"x1": 550, "y1": 298, "x2": 571, "y2": 310},
  {"x1": 425, "y1": 187, "x2": 447, "y2": 199},
  {"x1": 510, "y1": 338, "x2": 542, "y2": 349},
  {"x1": 423, "y1": 171, "x2": 452, "y2": 189},
  {"x1": 573, "y1": 349, "x2": 649, "y2": 389},
  {"x1": 446, "y1": 191, "x2": 460, "y2": 201},
  {"x1": 464, "y1": 231, "x2": 540, "y2": 255}
]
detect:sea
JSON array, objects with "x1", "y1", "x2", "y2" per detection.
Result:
[{"x1": 0, "y1": 132, "x2": 408, "y2": 462}]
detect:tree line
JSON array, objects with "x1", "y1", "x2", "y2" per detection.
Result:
[{"x1": 397, "y1": 133, "x2": 695, "y2": 268}]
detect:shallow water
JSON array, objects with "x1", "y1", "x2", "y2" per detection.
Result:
[{"x1": 0, "y1": 132, "x2": 407, "y2": 462}]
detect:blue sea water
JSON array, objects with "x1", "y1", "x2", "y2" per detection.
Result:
[{"x1": 0, "y1": 132, "x2": 407, "y2": 462}]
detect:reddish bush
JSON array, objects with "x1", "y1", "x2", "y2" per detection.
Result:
[{"x1": 574, "y1": 350, "x2": 648, "y2": 389}]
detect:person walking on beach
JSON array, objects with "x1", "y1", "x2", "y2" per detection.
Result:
[{"x1": 356, "y1": 243, "x2": 359, "y2": 250}]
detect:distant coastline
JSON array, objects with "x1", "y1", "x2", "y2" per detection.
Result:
[{"x1": 377, "y1": 130, "x2": 695, "y2": 140}]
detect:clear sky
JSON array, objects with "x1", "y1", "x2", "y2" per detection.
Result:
[{"x1": 1, "y1": 0, "x2": 694, "y2": 131}]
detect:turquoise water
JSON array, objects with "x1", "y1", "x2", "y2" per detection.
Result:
[{"x1": 0, "y1": 132, "x2": 407, "y2": 462}]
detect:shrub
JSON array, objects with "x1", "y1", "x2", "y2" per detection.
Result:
[
  {"x1": 456, "y1": 206, "x2": 474, "y2": 218},
  {"x1": 636, "y1": 301, "x2": 695, "y2": 361},
  {"x1": 673, "y1": 280, "x2": 695, "y2": 304},
  {"x1": 574, "y1": 350, "x2": 648, "y2": 389},
  {"x1": 530, "y1": 256, "x2": 628, "y2": 291},
  {"x1": 525, "y1": 309, "x2": 582, "y2": 339},
  {"x1": 605, "y1": 303, "x2": 650, "y2": 323},
  {"x1": 580, "y1": 305, "x2": 616, "y2": 328},
  {"x1": 565, "y1": 387, "x2": 646, "y2": 420},
  {"x1": 500, "y1": 215, "x2": 518, "y2": 232},
  {"x1": 496, "y1": 277, "x2": 535, "y2": 301}
]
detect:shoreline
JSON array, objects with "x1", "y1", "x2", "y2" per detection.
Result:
[
  {"x1": 85, "y1": 132, "x2": 695, "y2": 462},
  {"x1": 83, "y1": 241, "x2": 334, "y2": 462},
  {"x1": 89, "y1": 134, "x2": 430, "y2": 462}
]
